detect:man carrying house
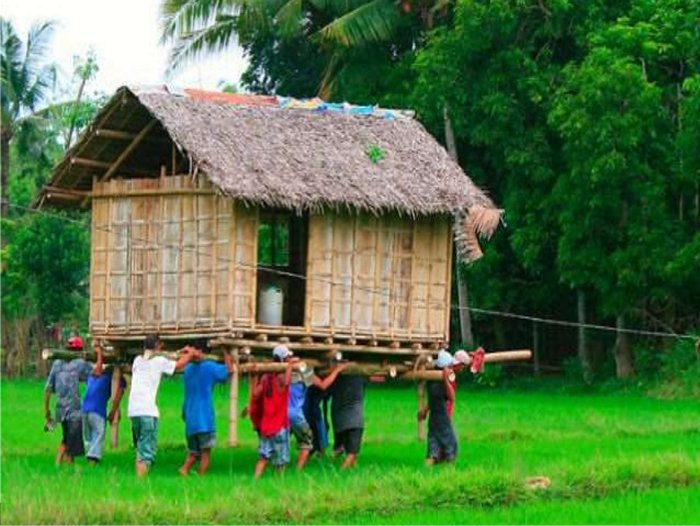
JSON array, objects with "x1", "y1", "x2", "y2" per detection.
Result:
[
  {"x1": 128, "y1": 334, "x2": 193, "y2": 477},
  {"x1": 179, "y1": 338, "x2": 233, "y2": 476},
  {"x1": 44, "y1": 336, "x2": 104, "y2": 465},
  {"x1": 418, "y1": 350, "x2": 458, "y2": 465},
  {"x1": 330, "y1": 373, "x2": 366, "y2": 469},
  {"x1": 82, "y1": 356, "x2": 127, "y2": 464},
  {"x1": 253, "y1": 345, "x2": 294, "y2": 478},
  {"x1": 281, "y1": 346, "x2": 349, "y2": 470}
]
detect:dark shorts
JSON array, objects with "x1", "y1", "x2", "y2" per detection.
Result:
[
  {"x1": 334, "y1": 427, "x2": 363, "y2": 455},
  {"x1": 187, "y1": 432, "x2": 216, "y2": 455},
  {"x1": 61, "y1": 418, "x2": 85, "y2": 458},
  {"x1": 290, "y1": 419, "x2": 314, "y2": 450},
  {"x1": 427, "y1": 423, "x2": 458, "y2": 462}
]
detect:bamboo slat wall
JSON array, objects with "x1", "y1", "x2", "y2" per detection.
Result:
[
  {"x1": 90, "y1": 176, "x2": 452, "y2": 343},
  {"x1": 305, "y1": 213, "x2": 452, "y2": 340},
  {"x1": 90, "y1": 176, "x2": 257, "y2": 334}
]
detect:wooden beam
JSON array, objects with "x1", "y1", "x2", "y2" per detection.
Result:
[
  {"x1": 99, "y1": 119, "x2": 158, "y2": 184},
  {"x1": 43, "y1": 185, "x2": 91, "y2": 197},
  {"x1": 52, "y1": 92, "x2": 128, "y2": 188},
  {"x1": 71, "y1": 157, "x2": 112, "y2": 169},
  {"x1": 79, "y1": 119, "x2": 158, "y2": 207},
  {"x1": 210, "y1": 338, "x2": 433, "y2": 357},
  {"x1": 95, "y1": 128, "x2": 137, "y2": 140}
]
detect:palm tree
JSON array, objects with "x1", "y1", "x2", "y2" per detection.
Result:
[
  {"x1": 159, "y1": 0, "x2": 451, "y2": 95},
  {"x1": 1, "y1": 18, "x2": 57, "y2": 216}
]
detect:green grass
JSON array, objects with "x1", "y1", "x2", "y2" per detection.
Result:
[{"x1": 2, "y1": 379, "x2": 700, "y2": 524}]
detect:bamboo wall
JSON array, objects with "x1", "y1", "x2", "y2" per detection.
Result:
[
  {"x1": 90, "y1": 176, "x2": 257, "y2": 334},
  {"x1": 305, "y1": 213, "x2": 452, "y2": 340},
  {"x1": 90, "y1": 176, "x2": 452, "y2": 342}
]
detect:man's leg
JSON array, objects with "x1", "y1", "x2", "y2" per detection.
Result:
[
  {"x1": 198, "y1": 449, "x2": 211, "y2": 475},
  {"x1": 293, "y1": 420, "x2": 314, "y2": 470},
  {"x1": 197, "y1": 433, "x2": 216, "y2": 475},
  {"x1": 340, "y1": 428, "x2": 363, "y2": 469},
  {"x1": 255, "y1": 435, "x2": 272, "y2": 479},
  {"x1": 254, "y1": 458, "x2": 268, "y2": 479},
  {"x1": 180, "y1": 434, "x2": 199, "y2": 476},
  {"x1": 86, "y1": 413, "x2": 105, "y2": 463},
  {"x1": 179, "y1": 453, "x2": 198, "y2": 476}
]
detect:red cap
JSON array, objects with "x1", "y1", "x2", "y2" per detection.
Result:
[{"x1": 66, "y1": 336, "x2": 84, "y2": 350}]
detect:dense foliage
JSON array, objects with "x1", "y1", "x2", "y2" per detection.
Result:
[
  {"x1": 1, "y1": 19, "x2": 99, "y2": 375},
  {"x1": 159, "y1": 0, "x2": 699, "y2": 379}
]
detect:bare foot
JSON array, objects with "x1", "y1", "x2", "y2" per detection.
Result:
[{"x1": 178, "y1": 467, "x2": 189, "y2": 477}]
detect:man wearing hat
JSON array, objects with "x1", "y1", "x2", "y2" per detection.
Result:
[
  {"x1": 44, "y1": 336, "x2": 104, "y2": 465},
  {"x1": 418, "y1": 349, "x2": 458, "y2": 465}
]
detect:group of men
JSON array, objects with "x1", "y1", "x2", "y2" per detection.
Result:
[{"x1": 44, "y1": 333, "x2": 473, "y2": 476}]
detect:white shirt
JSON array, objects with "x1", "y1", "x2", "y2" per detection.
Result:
[{"x1": 127, "y1": 355, "x2": 177, "y2": 418}]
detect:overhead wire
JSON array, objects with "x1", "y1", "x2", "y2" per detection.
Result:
[{"x1": 6, "y1": 201, "x2": 698, "y2": 342}]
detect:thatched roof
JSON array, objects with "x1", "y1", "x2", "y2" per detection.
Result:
[{"x1": 39, "y1": 86, "x2": 501, "y2": 260}]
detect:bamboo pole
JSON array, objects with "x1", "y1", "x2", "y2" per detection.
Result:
[
  {"x1": 210, "y1": 338, "x2": 432, "y2": 357},
  {"x1": 228, "y1": 350, "x2": 239, "y2": 447},
  {"x1": 110, "y1": 366, "x2": 121, "y2": 449},
  {"x1": 41, "y1": 348, "x2": 119, "y2": 362},
  {"x1": 41, "y1": 348, "x2": 224, "y2": 363},
  {"x1": 404, "y1": 350, "x2": 532, "y2": 381}
]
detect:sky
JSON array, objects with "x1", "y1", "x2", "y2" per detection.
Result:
[{"x1": 3, "y1": 0, "x2": 248, "y2": 100}]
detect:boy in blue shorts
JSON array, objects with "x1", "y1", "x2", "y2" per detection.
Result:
[{"x1": 179, "y1": 339, "x2": 233, "y2": 476}]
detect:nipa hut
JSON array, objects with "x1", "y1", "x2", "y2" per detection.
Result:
[
  {"x1": 39, "y1": 85, "x2": 502, "y2": 443},
  {"x1": 39, "y1": 86, "x2": 501, "y2": 353}
]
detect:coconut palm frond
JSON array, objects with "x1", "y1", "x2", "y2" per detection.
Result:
[
  {"x1": 160, "y1": 0, "x2": 240, "y2": 42},
  {"x1": 314, "y1": 0, "x2": 399, "y2": 47},
  {"x1": 273, "y1": 0, "x2": 305, "y2": 38},
  {"x1": 167, "y1": 14, "x2": 239, "y2": 72}
]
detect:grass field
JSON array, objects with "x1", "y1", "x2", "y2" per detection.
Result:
[{"x1": 1, "y1": 378, "x2": 699, "y2": 524}]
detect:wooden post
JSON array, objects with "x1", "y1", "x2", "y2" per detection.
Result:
[
  {"x1": 417, "y1": 381, "x2": 426, "y2": 441},
  {"x1": 228, "y1": 349, "x2": 239, "y2": 447},
  {"x1": 533, "y1": 321, "x2": 541, "y2": 377},
  {"x1": 110, "y1": 365, "x2": 122, "y2": 449}
]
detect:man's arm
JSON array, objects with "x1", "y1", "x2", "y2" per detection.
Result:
[
  {"x1": 280, "y1": 360, "x2": 294, "y2": 388},
  {"x1": 92, "y1": 344, "x2": 104, "y2": 377},
  {"x1": 251, "y1": 373, "x2": 264, "y2": 399},
  {"x1": 44, "y1": 389, "x2": 53, "y2": 423},
  {"x1": 443, "y1": 369, "x2": 455, "y2": 401},
  {"x1": 312, "y1": 362, "x2": 350, "y2": 391},
  {"x1": 173, "y1": 349, "x2": 194, "y2": 372}
]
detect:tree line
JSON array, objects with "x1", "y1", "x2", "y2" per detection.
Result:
[{"x1": 2, "y1": 1, "x2": 698, "y2": 381}]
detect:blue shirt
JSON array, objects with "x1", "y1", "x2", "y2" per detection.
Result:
[
  {"x1": 183, "y1": 361, "x2": 229, "y2": 435},
  {"x1": 82, "y1": 370, "x2": 126, "y2": 418},
  {"x1": 289, "y1": 367, "x2": 315, "y2": 425}
]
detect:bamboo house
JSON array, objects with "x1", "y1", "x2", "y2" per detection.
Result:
[{"x1": 39, "y1": 86, "x2": 501, "y2": 360}]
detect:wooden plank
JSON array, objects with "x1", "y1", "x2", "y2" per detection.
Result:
[
  {"x1": 98, "y1": 120, "x2": 158, "y2": 183},
  {"x1": 71, "y1": 157, "x2": 112, "y2": 169},
  {"x1": 95, "y1": 128, "x2": 137, "y2": 140},
  {"x1": 92, "y1": 188, "x2": 216, "y2": 198}
]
